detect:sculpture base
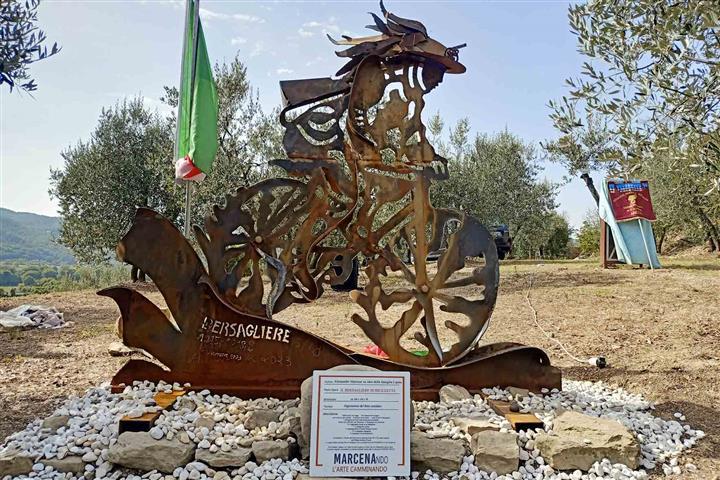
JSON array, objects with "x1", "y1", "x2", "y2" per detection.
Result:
[
  {"x1": 103, "y1": 285, "x2": 561, "y2": 400},
  {"x1": 111, "y1": 350, "x2": 560, "y2": 401}
]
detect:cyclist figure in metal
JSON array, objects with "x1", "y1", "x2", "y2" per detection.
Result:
[{"x1": 101, "y1": 2, "x2": 560, "y2": 397}]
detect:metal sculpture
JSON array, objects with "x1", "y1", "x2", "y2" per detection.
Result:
[{"x1": 101, "y1": 1, "x2": 560, "y2": 398}]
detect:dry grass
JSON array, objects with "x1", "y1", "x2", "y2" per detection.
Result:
[{"x1": 1, "y1": 257, "x2": 718, "y2": 479}]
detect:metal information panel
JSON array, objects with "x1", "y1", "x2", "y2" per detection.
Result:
[{"x1": 309, "y1": 370, "x2": 411, "y2": 477}]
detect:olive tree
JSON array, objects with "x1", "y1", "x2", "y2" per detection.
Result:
[
  {"x1": 51, "y1": 56, "x2": 283, "y2": 262},
  {"x1": 546, "y1": 0, "x2": 720, "y2": 250},
  {"x1": 430, "y1": 117, "x2": 559, "y2": 257},
  {"x1": 50, "y1": 98, "x2": 179, "y2": 263},
  {"x1": 1, "y1": 0, "x2": 60, "y2": 93}
]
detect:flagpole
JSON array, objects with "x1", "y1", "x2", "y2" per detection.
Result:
[
  {"x1": 174, "y1": 0, "x2": 191, "y2": 162},
  {"x1": 180, "y1": 0, "x2": 201, "y2": 237}
]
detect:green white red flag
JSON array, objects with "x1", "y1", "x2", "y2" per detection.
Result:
[{"x1": 174, "y1": 0, "x2": 218, "y2": 182}]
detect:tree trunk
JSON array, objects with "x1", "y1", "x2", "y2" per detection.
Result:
[
  {"x1": 693, "y1": 204, "x2": 720, "y2": 252},
  {"x1": 657, "y1": 227, "x2": 667, "y2": 254},
  {"x1": 580, "y1": 173, "x2": 600, "y2": 206}
]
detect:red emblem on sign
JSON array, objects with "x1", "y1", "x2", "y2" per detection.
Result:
[{"x1": 607, "y1": 180, "x2": 656, "y2": 222}]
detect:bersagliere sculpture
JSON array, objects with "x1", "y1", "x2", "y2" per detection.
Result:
[{"x1": 100, "y1": 1, "x2": 561, "y2": 399}]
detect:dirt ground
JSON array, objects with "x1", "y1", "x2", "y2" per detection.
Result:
[{"x1": 1, "y1": 257, "x2": 718, "y2": 479}]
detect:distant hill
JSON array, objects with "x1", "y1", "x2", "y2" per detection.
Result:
[{"x1": 0, "y1": 208, "x2": 75, "y2": 264}]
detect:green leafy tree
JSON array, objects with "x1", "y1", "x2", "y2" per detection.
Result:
[
  {"x1": 541, "y1": 116, "x2": 618, "y2": 204},
  {"x1": 51, "y1": 57, "x2": 283, "y2": 262},
  {"x1": 577, "y1": 209, "x2": 601, "y2": 256},
  {"x1": 642, "y1": 136, "x2": 720, "y2": 251},
  {"x1": 1, "y1": 0, "x2": 60, "y2": 93},
  {"x1": 514, "y1": 212, "x2": 573, "y2": 259},
  {"x1": 161, "y1": 56, "x2": 283, "y2": 227},
  {"x1": 546, "y1": 0, "x2": 720, "y2": 250},
  {"x1": 544, "y1": 214, "x2": 573, "y2": 258},
  {"x1": 431, "y1": 122, "x2": 558, "y2": 257},
  {"x1": 50, "y1": 98, "x2": 179, "y2": 263}
]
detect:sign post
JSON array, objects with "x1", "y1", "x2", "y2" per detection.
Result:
[{"x1": 310, "y1": 370, "x2": 411, "y2": 478}]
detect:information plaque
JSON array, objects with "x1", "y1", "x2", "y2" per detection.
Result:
[{"x1": 309, "y1": 370, "x2": 411, "y2": 477}]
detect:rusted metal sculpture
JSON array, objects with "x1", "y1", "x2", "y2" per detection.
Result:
[{"x1": 101, "y1": 1, "x2": 561, "y2": 399}]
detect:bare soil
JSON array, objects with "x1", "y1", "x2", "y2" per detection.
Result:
[{"x1": 1, "y1": 258, "x2": 718, "y2": 479}]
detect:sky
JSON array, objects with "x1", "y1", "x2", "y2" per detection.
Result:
[{"x1": 0, "y1": 0, "x2": 596, "y2": 228}]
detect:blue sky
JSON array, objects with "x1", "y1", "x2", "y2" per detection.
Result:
[{"x1": 0, "y1": 0, "x2": 596, "y2": 228}]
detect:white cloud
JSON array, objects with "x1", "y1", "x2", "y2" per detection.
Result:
[
  {"x1": 162, "y1": 0, "x2": 184, "y2": 9},
  {"x1": 198, "y1": 7, "x2": 264, "y2": 23},
  {"x1": 305, "y1": 56, "x2": 326, "y2": 67},
  {"x1": 233, "y1": 13, "x2": 265, "y2": 24},
  {"x1": 276, "y1": 68, "x2": 294, "y2": 75},
  {"x1": 231, "y1": 37, "x2": 247, "y2": 45},
  {"x1": 250, "y1": 41, "x2": 265, "y2": 58},
  {"x1": 297, "y1": 18, "x2": 340, "y2": 38},
  {"x1": 323, "y1": 16, "x2": 340, "y2": 34},
  {"x1": 199, "y1": 7, "x2": 226, "y2": 21}
]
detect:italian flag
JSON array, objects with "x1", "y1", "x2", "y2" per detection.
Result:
[{"x1": 174, "y1": 0, "x2": 218, "y2": 182}]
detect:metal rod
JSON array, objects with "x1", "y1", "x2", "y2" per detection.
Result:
[
  {"x1": 184, "y1": 182, "x2": 193, "y2": 236},
  {"x1": 174, "y1": 0, "x2": 192, "y2": 161},
  {"x1": 183, "y1": 0, "x2": 201, "y2": 237},
  {"x1": 189, "y1": 0, "x2": 201, "y2": 116},
  {"x1": 637, "y1": 219, "x2": 655, "y2": 271}
]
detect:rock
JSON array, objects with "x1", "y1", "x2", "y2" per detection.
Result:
[
  {"x1": 107, "y1": 431, "x2": 196, "y2": 473},
  {"x1": 0, "y1": 449, "x2": 33, "y2": 477},
  {"x1": 470, "y1": 430, "x2": 519, "y2": 475},
  {"x1": 535, "y1": 411, "x2": 640, "y2": 471},
  {"x1": 285, "y1": 410, "x2": 305, "y2": 457},
  {"x1": 296, "y1": 476, "x2": 355, "y2": 480},
  {"x1": 507, "y1": 386, "x2": 530, "y2": 399},
  {"x1": 244, "y1": 409, "x2": 280, "y2": 430},
  {"x1": 252, "y1": 440, "x2": 291, "y2": 462},
  {"x1": 41, "y1": 414, "x2": 70, "y2": 431},
  {"x1": 438, "y1": 385, "x2": 472, "y2": 403},
  {"x1": 238, "y1": 437, "x2": 254, "y2": 448},
  {"x1": 177, "y1": 396, "x2": 197, "y2": 411},
  {"x1": 194, "y1": 416, "x2": 216, "y2": 430},
  {"x1": 450, "y1": 416, "x2": 498, "y2": 436},
  {"x1": 195, "y1": 447, "x2": 252, "y2": 468},
  {"x1": 186, "y1": 461, "x2": 207, "y2": 471},
  {"x1": 299, "y1": 364, "x2": 380, "y2": 459},
  {"x1": 410, "y1": 431, "x2": 466, "y2": 474},
  {"x1": 108, "y1": 341, "x2": 135, "y2": 356},
  {"x1": 42, "y1": 456, "x2": 85, "y2": 473},
  {"x1": 81, "y1": 451, "x2": 97, "y2": 462}
]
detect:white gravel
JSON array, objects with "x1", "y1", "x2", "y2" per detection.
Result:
[{"x1": 0, "y1": 379, "x2": 705, "y2": 480}]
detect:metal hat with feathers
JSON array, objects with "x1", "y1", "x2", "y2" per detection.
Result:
[{"x1": 328, "y1": 0, "x2": 467, "y2": 77}]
